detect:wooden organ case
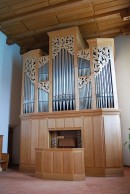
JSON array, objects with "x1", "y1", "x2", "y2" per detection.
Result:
[{"x1": 20, "y1": 27, "x2": 123, "y2": 180}]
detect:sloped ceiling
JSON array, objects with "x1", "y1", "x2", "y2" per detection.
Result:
[{"x1": 0, "y1": 0, "x2": 130, "y2": 53}]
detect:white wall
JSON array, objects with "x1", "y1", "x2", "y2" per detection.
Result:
[
  {"x1": 115, "y1": 35, "x2": 130, "y2": 166},
  {"x1": 0, "y1": 32, "x2": 22, "y2": 156}
]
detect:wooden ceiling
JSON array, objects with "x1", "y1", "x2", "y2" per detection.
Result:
[{"x1": 0, "y1": 0, "x2": 130, "y2": 54}]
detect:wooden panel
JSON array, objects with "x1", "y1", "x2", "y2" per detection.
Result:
[
  {"x1": 35, "y1": 150, "x2": 42, "y2": 173},
  {"x1": 65, "y1": 117, "x2": 73, "y2": 128},
  {"x1": 63, "y1": 151, "x2": 73, "y2": 174},
  {"x1": 94, "y1": 2, "x2": 130, "y2": 15},
  {"x1": 11, "y1": 1, "x2": 49, "y2": 14},
  {"x1": 93, "y1": 116, "x2": 105, "y2": 167},
  {"x1": 83, "y1": 117, "x2": 94, "y2": 167},
  {"x1": 104, "y1": 115, "x2": 122, "y2": 167},
  {"x1": 39, "y1": 119, "x2": 48, "y2": 148},
  {"x1": 48, "y1": 119, "x2": 55, "y2": 128},
  {"x1": 43, "y1": 151, "x2": 53, "y2": 173},
  {"x1": 94, "y1": 0, "x2": 130, "y2": 10},
  {"x1": 20, "y1": 120, "x2": 31, "y2": 164},
  {"x1": 73, "y1": 152, "x2": 84, "y2": 174},
  {"x1": 22, "y1": 13, "x2": 59, "y2": 30},
  {"x1": 53, "y1": 151, "x2": 63, "y2": 173},
  {"x1": 73, "y1": 117, "x2": 83, "y2": 127},
  {"x1": 55, "y1": 118, "x2": 64, "y2": 128},
  {"x1": 35, "y1": 148, "x2": 85, "y2": 180},
  {"x1": 30, "y1": 119, "x2": 38, "y2": 164}
]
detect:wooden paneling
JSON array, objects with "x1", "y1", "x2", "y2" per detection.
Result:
[
  {"x1": 55, "y1": 118, "x2": 64, "y2": 128},
  {"x1": 39, "y1": 119, "x2": 48, "y2": 148},
  {"x1": 73, "y1": 152, "x2": 85, "y2": 174},
  {"x1": 73, "y1": 117, "x2": 83, "y2": 127},
  {"x1": 48, "y1": 119, "x2": 55, "y2": 129},
  {"x1": 30, "y1": 119, "x2": 38, "y2": 164},
  {"x1": 20, "y1": 119, "x2": 31, "y2": 164},
  {"x1": 22, "y1": 13, "x2": 59, "y2": 30},
  {"x1": 83, "y1": 117, "x2": 94, "y2": 167},
  {"x1": 43, "y1": 151, "x2": 53, "y2": 173},
  {"x1": 65, "y1": 118, "x2": 73, "y2": 128},
  {"x1": 35, "y1": 148, "x2": 85, "y2": 180},
  {"x1": 63, "y1": 151, "x2": 73, "y2": 174},
  {"x1": 20, "y1": 109, "x2": 123, "y2": 176},
  {"x1": 53, "y1": 151, "x2": 63, "y2": 173},
  {"x1": 35, "y1": 150, "x2": 42, "y2": 173},
  {"x1": 93, "y1": 116, "x2": 105, "y2": 168},
  {"x1": 104, "y1": 115, "x2": 122, "y2": 167}
]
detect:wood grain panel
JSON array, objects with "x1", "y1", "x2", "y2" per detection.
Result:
[
  {"x1": 43, "y1": 151, "x2": 53, "y2": 173},
  {"x1": 65, "y1": 117, "x2": 74, "y2": 128},
  {"x1": 93, "y1": 116, "x2": 105, "y2": 167},
  {"x1": 22, "y1": 13, "x2": 59, "y2": 30},
  {"x1": 58, "y1": 11, "x2": 94, "y2": 23},
  {"x1": 39, "y1": 119, "x2": 48, "y2": 148},
  {"x1": 35, "y1": 148, "x2": 85, "y2": 180},
  {"x1": 73, "y1": 117, "x2": 83, "y2": 127},
  {"x1": 73, "y1": 152, "x2": 84, "y2": 174},
  {"x1": 63, "y1": 151, "x2": 73, "y2": 174},
  {"x1": 53, "y1": 151, "x2": 63, "y2": 173},
  {"x1": 83, "y1": 117, "x2": 94, "y2": 167},
  {"x1": 11, "y1": 1, "x2": 49, "y2": 14},
  {"x1": 30, "y1": 119, "x2": 38, "y2": 164},
  {"x1": 55, "y1": 118, "x2": 64, "y2": 128},
  {"x1": 56, "y1": 4, "x2": 93, "y2": 15},
  {"x1": 94, "y1": 0, "x2": 130, "y2": 10},
  {"x1": 48, "y1": 118, "x2": 55, "y2": 128},
  {"x1": 104, "y1": 115, "x2": 122, "y2": 167},
  {"x1": 35, "y1": 150, "x2": 42, "y2": 172},
  {"x1": 94, "y1": 2, "x2": 130, "y2": 15},
  {"x1": 20, "y1": 120, "x2": 31, "y2": 164}
]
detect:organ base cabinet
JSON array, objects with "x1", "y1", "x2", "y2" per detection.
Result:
[
  {"x1": 20, "y1": 109, "x2": 123, "y2": 178},
  {"x1": 35, "y1": 148, "x2": 85, "y2": 181}
]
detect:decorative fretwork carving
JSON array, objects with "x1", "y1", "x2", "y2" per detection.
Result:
[
  {"x1": 78, "y1": 76, "x2": 91, "y2": 89},
  {"x1": 24, "y1": 58, "x2": 36, "y2": 84},
  {"x1": 38, "y1": 81, "x2": 49, "y2": 93},
  {"x1": 38, "y1": 56, "x2": 49, "y2": 68},
  {"x1": 93, "y1": 47, "x2": 110, "y2": 75},
  {"x1": 77, "y1": 49, "x2": 90, "y2": 60},
  {"x1": 52, "y1": 35, "x2": 74, "y2": 58}
]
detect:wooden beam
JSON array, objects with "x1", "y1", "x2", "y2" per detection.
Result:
[
  {"x1": 121, "y1": 24, "x2": 130, "y2": 35},
  {"x1": 8, "y1": 7, "x2": 129, "y2": 40},
  {"x1": 19, "y1": 41, "x2": 49, "y2": 54},
  {"x1": 0, "y1": 0, "x2": 83, "y2": 25},
  {"x1": 83, "y1": 23, "x2": 130, "y2": 38},
  {"x1": 6, "y1": 37, "x2": 15, "y2": 45},
  {"x1": 121, "y1": 8, "x2": 130, "y2": 21},
  {"x1": 84, "y1": 29, "x2": 120, "y2": 39}
]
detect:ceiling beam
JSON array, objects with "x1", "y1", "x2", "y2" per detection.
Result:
[
  {"x1": 121, "y1": 8, "x2": 130, "y2": 21},
  {"x1": 20, "y1": 42, "x2": 49, "y2": 55},
  {"x1": 83, "y1": 23, "x2": 130, "y2": 39},
  {"x1": 0, "y1": 0, "x2": 83, "y2": 25},
  {"x1": 121, "y1": 24, "x2": 130, "y2": 35},
  {"x1": 7, "y1": 7, "x2": 128, "y2": 42}
]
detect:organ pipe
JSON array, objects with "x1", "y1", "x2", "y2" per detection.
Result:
[{"x1": 22, "y1": 29, "x2": 117, "y2": 114}]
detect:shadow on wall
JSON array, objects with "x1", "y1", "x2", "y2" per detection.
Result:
[{"x1": 9, "y1": 53, "x2": 22, "y2": 165}]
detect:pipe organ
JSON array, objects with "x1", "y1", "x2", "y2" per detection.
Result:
[{"x1": 20, "y1": 27, "x2": 123, "y2": 179}]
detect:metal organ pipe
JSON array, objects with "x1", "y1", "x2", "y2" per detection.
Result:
[
  {"x1": 52, "y1": 49, "x2": 75, "y2": 111},
  {"x1": 95, "y1": 61, "x2": 114, "y2": 108}
]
